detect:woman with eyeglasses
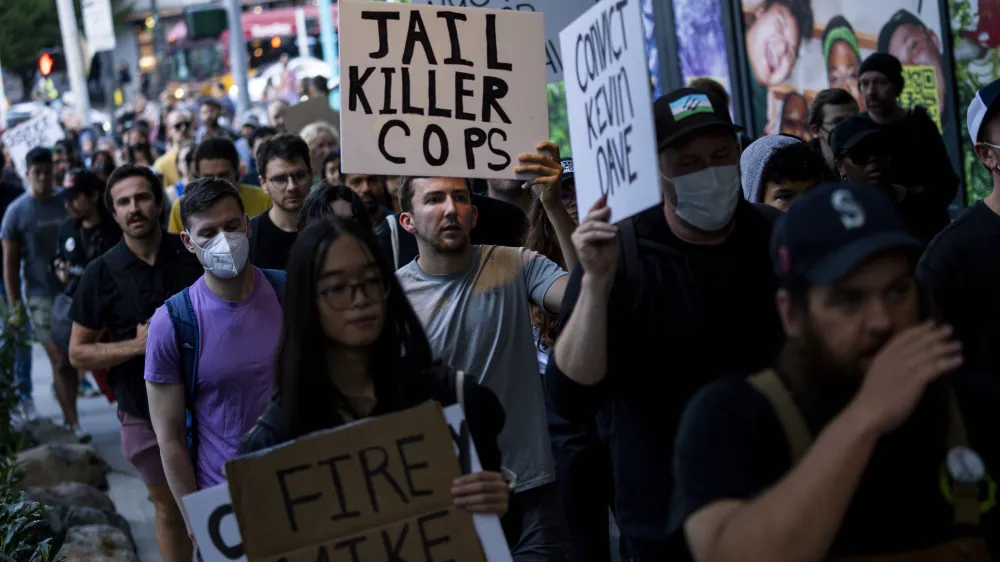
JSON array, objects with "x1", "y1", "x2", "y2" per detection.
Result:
[{"x1": 242, "y1": 218, "x2": 510, "y2": 517}]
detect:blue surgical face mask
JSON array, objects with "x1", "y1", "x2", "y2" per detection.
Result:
[{"x1": 662, "y1": 165, "x2": 741, "y2": 231}]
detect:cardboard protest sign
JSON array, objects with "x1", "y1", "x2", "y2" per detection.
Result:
[
  {"x1": 185, "y1": 404, "x2": 510, "y2": 562},
  {"x1": 226, "y1": 402, "x2": 485, "y2": 562},
  {"x1": 443, "y1": 404, "x2": 512, "y2": 562},
  {"x1": 338, "y1": 0, "x2": 548, "y2": 179},
  {"x1": 411, "y1": 0, "x2": 597, "y2": 83},
  {"x1": 284, "y1": 96, "x2": 341, "y2": 136},
  {"x1": 1, "y1": 109, "x2": 65, "y2": 180},
  {"x1": 183, "y1": 485, "x2": 247, "y2": 562},
  {"x1": 560, "y1": 0, "x2": 661, "y2": 224}
]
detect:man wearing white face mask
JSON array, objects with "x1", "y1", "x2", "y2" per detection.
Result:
[
  {"x1": 545, "y1": 88, "x2": 784, "y2": 559},
  {"x1": 144, "y1": 177, "x2": 283, "y2": 546}
]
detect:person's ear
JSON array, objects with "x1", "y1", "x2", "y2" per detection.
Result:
[
  {"x1": 180, "y1": 230, "x2": 197, "y2": 254},
  {"x1": 399, "y1": 211, "x2": 416, "y2": 235},
  {"x1": 471, "y1": 204, "x2": 479, "y2": 230},
  {"x1": 776, "y1": 288, "x2": 802, "y2": 339},
  {"x1": 244, "y1": 214, "x2": 252, "y2": 238},
  {"x1": 809, "y1": 123, "x2": 820, "y2": 136},
  {"x1": 836, "y1": 157, "x2": 848, "y2": 179},
  {"x1": 975, "y1": 143, "x2": 998, "y2": 171}
]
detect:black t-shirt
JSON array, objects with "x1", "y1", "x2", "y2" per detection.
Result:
[
  {"x1": 249, "y1": 211, "x2": 297, "y2": 270},
  {"x1": 863, "y1": 108, "x2": 959, "y2": 245},
  {"x1": 56, "y1": 218, "x2": 122, "y2": 295},
  {"x1": 545, "y1": 201, "x2": 783, "y2": 550},
  {"x1": 376, "y1": 194, "x2": 528, "y2": 269},
  {"x1": 919, "y1": 202, "x2": 1000, "y2": 377},
  {"x1": 69, "y1": 232, "x2": 204, "y2": 419},
  {"x1": 669, "y1": 373, "x2": 1000, "y2": 557}
]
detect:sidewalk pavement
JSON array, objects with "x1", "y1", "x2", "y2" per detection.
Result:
[{"x1": 26, "y1": 344, "x2": 162, "y2": 562}]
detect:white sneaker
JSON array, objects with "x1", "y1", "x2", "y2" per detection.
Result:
[
  {"x1": 19, "y1": 399, "x2": 39, "y2": 422},
  {"x1": 68, "y1": 424, "x2": 91, "y2": 444}
]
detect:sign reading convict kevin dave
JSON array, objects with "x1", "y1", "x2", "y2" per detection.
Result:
[
  {"x1": 338, "y1": 0, "x2": 548, "y2": 179},
  {"x1": 560, "y1": 0, "x2": 661, "y2": 223}
]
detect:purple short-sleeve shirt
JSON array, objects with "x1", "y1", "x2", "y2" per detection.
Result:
[{"x1": 144, "y1": 267, "x2": 281, "y2": 489}]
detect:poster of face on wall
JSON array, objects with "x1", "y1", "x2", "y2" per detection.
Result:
[
  {"x1": 740, "y1": 0, "x2": 953, "y2": 142},
  {"x1": 951, "y1": 0, "x2": 1000, "y2": 202}
]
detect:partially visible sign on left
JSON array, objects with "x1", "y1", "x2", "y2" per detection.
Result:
[{"x1": 1, "y1": 109, "x2": 65, "y2": 180}]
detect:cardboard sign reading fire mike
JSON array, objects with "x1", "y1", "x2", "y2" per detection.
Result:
[{"x1": 224, "y1": 402, "x2": 488, "y2": 562}]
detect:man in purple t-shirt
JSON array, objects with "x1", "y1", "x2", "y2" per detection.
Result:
[{"x1": 144, "y1": 177, "x2": 281, "y2": 541}]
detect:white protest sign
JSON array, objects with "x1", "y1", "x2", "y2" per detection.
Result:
[
  {"x1": 412, "y1": 0, "x2": 598, "y2": 83},
  {"x1": 443, "y1": 403, "x2": 513, "y2": 562},
  {"x1": 560, "y1": 0, "x2": 660, "y2": 224},
  {"x1": 82, "y1": 0, "x2": 117, "y2": 53},
  {"x1": 183, "y1": 404, "x2": 512, "y2": 562},
  {"x1": 182, "y1": 485, "x2": 246, "y2": 562},
  {"x1": 338, "y1": 0, "x2": 548, "y2": 179},
  {"x1": 1, "y1": 109, "x2": 65, "y2": 181}
]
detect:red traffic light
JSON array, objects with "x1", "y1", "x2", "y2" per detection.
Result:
[{"x1": 39, "y1": 53, "x2": 54, "y2": 77}]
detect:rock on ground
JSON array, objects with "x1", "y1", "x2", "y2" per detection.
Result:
[
  {"x1": 24, "y1": 482, "x2": 116, "y2": 512},
  {"x1": 16, "y1": 443, "x2": 110, "y2": 489},
  {"x1": 57, "y1": 524, "x2": 140, "y2": 562}
]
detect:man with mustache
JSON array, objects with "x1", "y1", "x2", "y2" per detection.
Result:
[
  {"x1": 68, "y1": 165, "x2": 204, "y2": 562},
  {"x1": 668, "y1": 182, "x2": 998, "y2": 559}
]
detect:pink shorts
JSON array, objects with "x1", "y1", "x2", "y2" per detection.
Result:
[{"x1": 117, "y1": 410, "x2": 168, "y2": 486}]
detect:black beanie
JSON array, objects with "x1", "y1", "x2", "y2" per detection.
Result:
[{"x1": 859, "y1": 53, "x2": 905, "y2": 93}]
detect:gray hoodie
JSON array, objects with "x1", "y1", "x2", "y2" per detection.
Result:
[{"x1": 740, "y1": 135, "x2": 802, "y2": 203}]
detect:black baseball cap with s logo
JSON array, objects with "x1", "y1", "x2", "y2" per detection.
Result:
[{"x1": 771, "y1": 182, "x2": 921, "y2": 288}]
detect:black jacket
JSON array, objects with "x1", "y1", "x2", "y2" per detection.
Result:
[
  {"x1": 241, "y1": 363, "x2": 506, "y2": 472},
  {"x1": 545, "y1": 200, "x2": 783, "y2": 551}
]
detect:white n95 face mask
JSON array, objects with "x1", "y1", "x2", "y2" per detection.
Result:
[
  {"x1": 664, "y1": 165, "x2": 741, "y2": 232},
  {"x1": 192, "y1": 231, "x2": 250, "y2": 279}
]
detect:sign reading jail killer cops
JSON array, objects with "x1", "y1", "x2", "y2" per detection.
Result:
[
  {"x1": 411, "y1": 0, "x2": 598, "y2": 83},
  {"x1": 225, "y1": 402, "x2": 486, "y2": 562},
  {"x1": 560, "y1": 0, "x2": 661, "y2": 223},
  {"x1": 338, "y1": 0, "x2": 548, "y2": 179},
  {"x1": 899, "y1": 65, "x2": 942, "y2": 133}
]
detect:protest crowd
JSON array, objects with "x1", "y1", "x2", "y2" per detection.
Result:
[{"x1": 3, "y1": 2, "x2": 1000, "y2": 560}]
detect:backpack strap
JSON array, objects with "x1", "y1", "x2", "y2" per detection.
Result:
[
  {"x1": 455, "y1": 369, "x2": 466, "y2": 412},
  {"x1": 944, "y1": 387, "x2": 983, "y2": 530},
  {"x1": 619, "y1": 217, "x2": 639, "y2": 289},
  {"x1": 260, "y1": 268, "x2": 286, "y2": 305},
  {"x1": 165, "y1": 288, "x2": 200, "y2": 464},
  {"x1": 748, "y1": 369, "x2": 813, "y2": 465},
  {"x1": 386, "y1": 216, "x2": 401, "y2": 270}
]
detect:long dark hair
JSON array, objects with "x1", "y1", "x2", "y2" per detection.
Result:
[
  {"x1": 523, "y1": 198, "x2": 565, "y2": 350},
  {"x1": 276, "y1": 218, "x2": 435, "y2": 437}
]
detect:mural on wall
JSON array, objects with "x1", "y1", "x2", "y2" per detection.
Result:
[
  {"x1": 739, "y1": 0, "x2": 955, "y2": 145},
  {"x1": 674, "y1": 0, "x2": 731, "y2": 95},
  {"x1": 951, "y1": 0, "x2": 1000, "y2": 201}
]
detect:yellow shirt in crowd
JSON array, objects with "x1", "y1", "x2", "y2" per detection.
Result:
[
  {"x1": 168, "y1": 184, "x2": 272, "y2": 234},
  {"x1": 153, "y1": 149, "x2": 179, "y2": 187}
]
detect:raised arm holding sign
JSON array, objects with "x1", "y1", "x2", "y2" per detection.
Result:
[{"x1": 339, "y1": 0, "x2": 548, "y2": 179}]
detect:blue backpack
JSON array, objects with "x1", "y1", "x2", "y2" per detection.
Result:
[{"x1": 165, "y1": 268, "x2": 286, "y2": 462}]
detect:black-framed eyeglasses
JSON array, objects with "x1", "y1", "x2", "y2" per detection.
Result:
[
  {"x1": 173, "y1": 121, "x2": 192, "y2": 131},
  {"x1": 268, "y1": 170, "x2": 312, "y2": 187},
  {"x1": 318, "y1": 276, "x2": 391, "y2": 310}
]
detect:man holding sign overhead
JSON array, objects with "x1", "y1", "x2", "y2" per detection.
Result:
[{"x1": 546, "y1": 87, "x2": 784, "y2": 560}]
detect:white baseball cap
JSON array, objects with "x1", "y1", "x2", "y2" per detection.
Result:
[{"x1": 967, "y1": 78, "x2": 1000, "y2": 143}]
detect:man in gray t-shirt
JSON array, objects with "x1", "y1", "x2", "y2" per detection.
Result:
[
  {"x1": 396, "y1": 148, "x2": 579, "y2": 561},
  {"x1": 0, "y1": 147, "x2": 84, "y2": 440}
]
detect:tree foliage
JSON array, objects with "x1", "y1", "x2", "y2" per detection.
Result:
[{"x1": 0, "y1": 0, "x2": 133, "y2": 71}]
